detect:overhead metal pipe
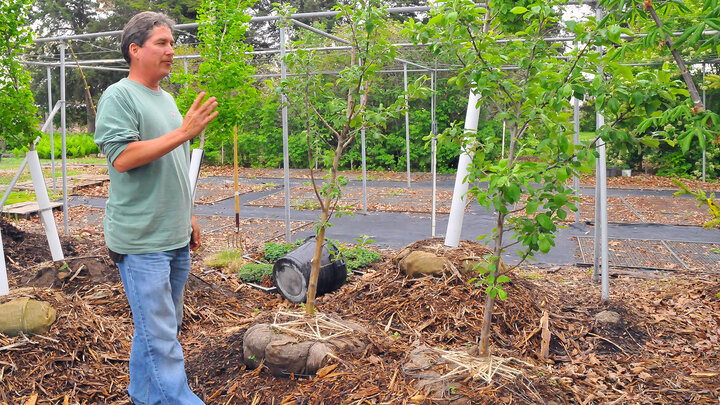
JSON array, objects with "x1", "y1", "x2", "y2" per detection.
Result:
[{"x1": 34, "y1": 6, "x2": 433, "y2": 43}]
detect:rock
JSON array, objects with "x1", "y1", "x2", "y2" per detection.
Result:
[
  {"x1": 399, "y1": 251, "x2": 448, "y2": 277},
  {"x1": 595, "y1": 310, "x2": 621, "y2": 324},
  {"x1": 0, "y1": 297, "x2": 57, "y2": 337},
  {"x1": 393, "y1": 247, "x2": 411, "y2": 265}
]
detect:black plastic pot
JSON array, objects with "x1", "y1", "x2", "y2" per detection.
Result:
[{"x1": 273, "y1": 236, "x2": 347, "y2": 303}]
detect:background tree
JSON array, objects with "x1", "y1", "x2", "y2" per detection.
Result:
[
  {"x1": 0, "y1": 0, "x2": 40, "y2": 152},
  {"x1": 172, "y1": 0, "x2": 258, "y2": 158},
  {"x1": 282, "y1": 0, "x2": 427, "y2": 314}
]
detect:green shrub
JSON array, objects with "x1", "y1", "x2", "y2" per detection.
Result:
[
  {"x1": 341, "y1": 246, "x2": 381, "y2": 270},
  {"x1": 35, "y1": 133, "x2": 99, "y2": 159},
  {"x1": 237, "y1": 263, "x2": 273, "y2": 283},
  {"x1": 263, "y1": 240, "x2": 303, "y2": 263}
]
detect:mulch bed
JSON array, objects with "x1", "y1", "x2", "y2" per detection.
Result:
[{"x1": 1, "y1": 221, "x2": 718, "y2": 404}]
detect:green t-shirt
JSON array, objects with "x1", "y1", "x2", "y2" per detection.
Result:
[{"x1": 94, "y1": 78, "x2": 191, "y2": 254}]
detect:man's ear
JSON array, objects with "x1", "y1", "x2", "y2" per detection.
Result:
[{"x1": 129, "y1": 43, "x2": 140, "y2": 60}]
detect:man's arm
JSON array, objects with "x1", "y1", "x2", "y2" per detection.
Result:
[
  {"x1": 190, "y1": 215, "x2": 201, "y2": 250},
  {"x1": 113, "y1": 92, "x2": 218, "y2": 173}
]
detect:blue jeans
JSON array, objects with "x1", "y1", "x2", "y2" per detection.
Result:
[{"x1": 117, "y1": 245, "x2": 204, "y2": 405}]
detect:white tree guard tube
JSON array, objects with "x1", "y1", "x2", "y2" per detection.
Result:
[
  {"x1": 444, "y1": 91, "x2": 481, "y2": 247},
  {"x1": 0, "y1": 229, "x2": 8, "y2": 296},
  {"x1": 188, "y1": 148, "x2": 204, "y2": 201},
  {"x1": 27, "y1": 150, "x2": 64, "y2": 261}
]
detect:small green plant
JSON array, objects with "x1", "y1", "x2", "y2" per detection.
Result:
[
  {"x1": 673, "y1": 179, "x2": 720, "y2": 229},
  {"x1": 327, "y1": 237, "x2": 381, "y2": 271},
  {"x1": 342, "y1": 247, "x2": 381, "y2": 271},
  {"x1": 263, "y1": 240, "x2": 303, "y2": 263},
  {"x1": 293, "y1": 198, "x2": 320, "y2": 210},
  {"x1": 237, "y1": 263, "x2": 273, "y2": 283}
]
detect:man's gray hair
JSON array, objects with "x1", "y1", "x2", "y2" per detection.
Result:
[{"x1": 121, "y1": 11, "x2": 175, "y2": 64}]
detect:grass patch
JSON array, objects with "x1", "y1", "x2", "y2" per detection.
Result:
[{"x1": 204, "y1": 248, "x2": 245, "y2": 273}]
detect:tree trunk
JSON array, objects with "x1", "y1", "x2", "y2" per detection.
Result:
[
  {"x1": 645, "y1": 3, "x2": 705, "y2": 113},
  {"x1": 478, "y1": 210, "x2": 506, "y2": 356},
  {"x1": 305, "y1": 140, "x2": 345, "y2": 315},
  {"x1": 85, "y1": 91, "x2": 95, "y2": 133}
]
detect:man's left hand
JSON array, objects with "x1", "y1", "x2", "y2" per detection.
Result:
[{"x1": 190, "y1": 215, "x2": 201, "y2": 250}]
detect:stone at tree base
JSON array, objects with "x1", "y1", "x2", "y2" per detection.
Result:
[
  {"x1": 595, "y1": 310, "x2": 621, "y2": 324},
  {"x1": 0, "y1": 297, "x2": 57, "y2": 337},
  {"x1": 461, "y1": 259, "x2": 490, "y2": 274},
  {"x1": 243, "y1": 317, "x2": 368, "y2": 377},
  {"x1": 399, "y1": 251, "x2": 448, "y2": 277},
  {"x1": 405, "y1": 346, "x2": 471, "y2": 405},
  {"x1": 393, "y1": 247, "x2": 411, "y2": 265}
]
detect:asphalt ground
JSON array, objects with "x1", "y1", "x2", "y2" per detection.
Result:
[{"x1": 68, "y1": 175, "x2": 720, "y2": 267}]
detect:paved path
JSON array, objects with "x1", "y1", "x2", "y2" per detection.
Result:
[{"x1": 68, "y1": 175, "x2": 719, "y2": 267}]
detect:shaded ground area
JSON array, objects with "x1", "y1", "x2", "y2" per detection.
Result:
[{"x1": 1, "y1": 220, "x2": 719, "y2": 404}]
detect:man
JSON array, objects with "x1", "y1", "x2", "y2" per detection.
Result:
[{"x1": 94, "y1": 11, "x2": 217, "y2": 404}]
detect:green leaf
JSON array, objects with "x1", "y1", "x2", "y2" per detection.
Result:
[
  {"x1": 497, "y1": 275, "x2": 510, "y2": 283},
  {"x1": 526, "y1": 201, "x2": 538, "y2": 214},
  {"x1": 510, "y1": 6, "x2": 528, "y2": 14},
  {"x1": 537, "y1": 213, "x2": 553, "y2": 230},
  {"x1": 539, "y1": 237, "x2": 551, "y2": 253},
  {"x1": 505, "y1": 183, "x2": 521, "y2": 204},
  {"x1": 639, "y1": 137, "x2": 660, "y2": 148}
]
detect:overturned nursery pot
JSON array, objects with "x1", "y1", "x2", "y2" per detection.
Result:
[
  {"x1": 273, "y1": 236, "x2": 347, "y2": 303},
  {"x1": 243, "y1": 312, "x2": 368, "y2": 376}
]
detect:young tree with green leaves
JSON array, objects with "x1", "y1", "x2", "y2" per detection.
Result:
[
  {"x1": 282, "y1": 0, "x2": 427, "y2": 315},
  {"x1": 172, "y1": 0, "x2": 258, "y2": 155},
  {"x1": 406, "y1": 0, "x2": 689, "y2": 356},
  {"x1": 0, "y1": 0, "x2": 39, "y2": 151}
]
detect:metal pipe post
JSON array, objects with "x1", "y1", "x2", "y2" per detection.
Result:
[
  {"x1": 404, "y1": 63, "x2": 411, "y2": 188},
  {"x1": 431, "y1": 69, "x2": 438, "y2": 237},
  {"x1": 280, "y1": 26, "x2": 291, "y2": 243},
  {"x1": 361, "y1": 126, "x2": 368, "y2": 215},
  {"x1": 0, "y1": 230, "x2": 7, "y2": 295},
  {"x1": 501, "y1": 120, "x2": 506, "y2": 158},
  {"x1": 47, "y1": 66, "x2": 56, "y2": 193},
  {"x1": 60, "y1": 41, "x2": 69, "y2": 235},
  {"x1": 702, "y1": 63, "x2": 707, "y2": 182},
  {"x1": 573, "y1": 96, "x2": 580, "y2": 223}
]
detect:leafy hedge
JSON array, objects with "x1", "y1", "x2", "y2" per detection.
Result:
[{"x1": 13, "y1": 133, "x2": 99, "y2": 159}]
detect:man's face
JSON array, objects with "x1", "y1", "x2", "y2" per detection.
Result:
[{"x1": 131, "y1": 25, "x2": 175, "y2": 80}]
